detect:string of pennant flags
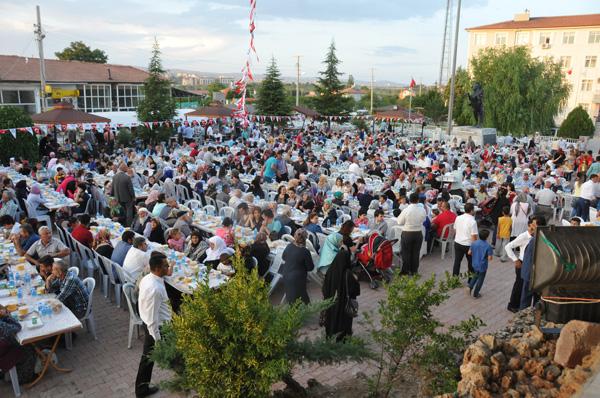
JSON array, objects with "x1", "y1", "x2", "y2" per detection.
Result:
[
  {"x1": 232, "y1": 0, "x2": 259, "y2": 121},
  {"x1": 0, "y1": 114, "x2": 424, "y2": 138}
]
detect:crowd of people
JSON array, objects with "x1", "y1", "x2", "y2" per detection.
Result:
[{"x1": 1, "y1": 121, "x2": 599, "y2": 397}]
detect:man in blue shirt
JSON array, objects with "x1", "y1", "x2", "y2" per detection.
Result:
[
  {"x1": 262, "y1": 153, "x2": 278, "y2": 183},
  {"x1": 468, "y1": 229, "x2": 493, "y2": 298},
  {"x1": 111, "y1": 230, "x2": 135, "y2": 266},
  {"x1": 12, "y1": 223, "x2": 39, "y2": 256}
]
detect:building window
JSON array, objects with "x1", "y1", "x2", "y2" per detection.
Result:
[
  {"x1": 475, "y1": 33, "x2": 486, "y2": 46},
  {"x1": 117, "y1": 84, "x2": 144, "y2": 111},
  {"x1": 539, "y1": 32, "x2": 552, "y2": 45},
  {"x1": 581, "y1": 80, "x2": 593, "y2": 92},
  {"x1": 585, "y1": 56, "x2": 597, "y2": 68},
  {"x1": 589, "y1": 31, "x2": 600, "y2": 44},
  {"x1": 494, "y1": 33, "x2": 507, "y2": 45},
  {"x1": 82, "y1": 84, "x2": 111, "y2": 112},
  {"x1": 562, "y1": 32, "x2": 575, "y2": 44},
  {"x1": 559, "y1": 56, "x2": 572, "y2": 69},
  {"x1": 515, "y1": 31, "x2": 529, "y2": 45},
  {"x1": 0, "y1": 89, "x2": 37, "y2": 113}
]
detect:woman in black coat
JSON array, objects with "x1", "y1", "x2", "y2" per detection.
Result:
[
  {"x1": 322, "y1": 241, "x2": 360, "y2": 342},
  {"x1": 281, "y1": 229, "x2": 315, "y2": 304}
]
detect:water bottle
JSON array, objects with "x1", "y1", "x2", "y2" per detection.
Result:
[
  {"x1": 24, "y1": 273, "x2": 31, "y2": 287},
  {"x1": 336, "y1": 217, "x2": 342, "y2": 227},
  {"x1": 30, "y1": 286, "x2": 37, "y2": 297},
  {"x1": 17, "y1": 288, "x2": 23, "y2": 302},
  {"x1": 326, "y1": 219, "x2": 331, "y2": 228}
]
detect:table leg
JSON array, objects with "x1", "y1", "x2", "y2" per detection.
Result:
[{"x1": 26, "y1": 334, "x2": 72, "y2": 388}]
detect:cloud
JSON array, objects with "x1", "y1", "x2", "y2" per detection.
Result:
[{"x1": 373, "y1": 45, "x2": 418, "y2": 56}]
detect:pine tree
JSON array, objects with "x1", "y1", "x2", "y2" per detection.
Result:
[
  {"x1": 347, "y1": 74, "x2": 355, "y2": 88},
  {"x1": 256, "y1": 57, "x2": 291, "y2": 115},
  {"x1": 137, "y1": 39, "x2": 177, "y2": 123},
  {"x1": 558, "y1": 106, "x2": 595, "y2": 138},
  {"x1": 313, "y1": 40, "x2": 352, "y2": 116}
]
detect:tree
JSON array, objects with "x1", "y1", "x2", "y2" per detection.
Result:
[
  {"x1": 152, "y1": 253, "x2": 369, "y2": 397},
  {"x1": 444, "y1": 67, "x2": 475, "y2": 126},
  {"x1": 256, "y1": 56, "x2": 291, "y2": 115},
  {"x1": 347, "y1": 74, "x2": 355, "y2": 88},
  {"x1": 55, "y1": 41, "x2": 108, "y2": 63},
  {"x1": 137, "y1": 39, "x2": 176, "y2": 122},
  {"x1": 207, "y1": 81, "x2": 227, "y2": 93},
  {"x1": 0, "y1": 106, "x2": 38, "y2": 165},
  {"x1": 470, "y1": 46, "x2": 569, "y2": 136},
  {"x1": 412, "y1": 89, "x2": 447, "y2": 124},
  {"x1": 558, "y1": 106, "x2": 595, "y2": 138},
  {"x1": 313, "y1": 40, "x2": 353, "y2": 116}
]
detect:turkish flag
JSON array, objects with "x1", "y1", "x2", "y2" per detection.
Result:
[
  {"x1": 409, "y1": 78, "x2": 416, "y2": 89},
  {"x1": 567, "y1": 69, "x2": 572, "y2": 75}
]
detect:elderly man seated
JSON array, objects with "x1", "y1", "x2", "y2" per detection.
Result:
[
  {"x1": 45, "y1": 259, "x2": 89, "y2": 319},
  {"x1": 25, "y1": 226, "x2": 71, "y2": 267}
]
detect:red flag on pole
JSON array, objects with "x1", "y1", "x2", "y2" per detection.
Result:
[{"x1": 409, "y1": 78, "x2": 416, "y2": 89}]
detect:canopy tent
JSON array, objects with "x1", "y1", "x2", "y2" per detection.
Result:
[
  {"x1": 185, "y1": 103, "x2": 234, "y2": 118},
  {"x1": 292, "y1": 105, "x2": 320, "y2": 118},
  {"x1": 31, "y1": 102, "x2": 111, "y2": 124}
]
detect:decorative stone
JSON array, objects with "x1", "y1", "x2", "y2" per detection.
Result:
[
  {"x1": 544, "y1": 365, "x2": 561, "y2": 382},
  {"x1": 554, "y1": 320, "x2": 600, "y2": 368}
]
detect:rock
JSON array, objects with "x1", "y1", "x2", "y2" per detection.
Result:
[
  {"x1": 514, "y1": 370, "x2": 527, "y2": 383},
  {"x1": 490, "y1": 351, "x2": 507, "y2": 379},
  {"x1": 531, "y1": 375, "x2": 555, "y2": 390},
  {"x1": 544, "y1": 364, "x2": 561, "y2": 382},
  {"x1": 523, "y1": 359, "x2": 545, "y2": 377},
  {"x1": 458, "y1": 363, "x2": 491, "y2": 396},
  {"x1": 464, "y1": 341, "x2": 491, "y2": 365},
  {"x1": 480, "y1": 334, "x2": 497, "y2": 351},
  {"x1": 503, "y1": 389, "x2": 520, "y2": 398},
  {"x1": 500, "y1": 371, "x2": 515, "y2": 390},
  {"x1": 508, "y1": 356, "x2": 522, "y2": 370},
  {"x1": 515, "y1": 382, "x2": 533, "y2": 396},
  {"x1": 473, "y1": 388, "x2": 493, "y2": 398},
  {"x1": 515, "y1": 340, "x2": 532, "y2": 358},
  {"x1": 554, "y1": 320, "x2": 600, "y2": 368},
  {"x1": 524, "y1": 326, "x2": 544, "y2": 347}
]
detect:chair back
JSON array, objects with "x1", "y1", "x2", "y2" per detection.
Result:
[
  {"x1": 219, "y1": 206, "x2": 235, "y2": 219},
  {"x1": 184, "y1": 199, "x2": 202, "y2": 210},
  {"x1": 203, "y1": 205, "x2": 216, "y2": 216},
  {"x1": 122, "y1": 282, "x2": 141, "y2": 319},
  {"x1": 81, "y1": 277, "x2": 96, "y2": 320},
  {"x1": 113, "y1": 261, "x2": 135, "y2": 285},
  {"x1": 215, "y1": 200, "x2": 228, "y2": 211},
  {"x1": 281, "y1": 225, "x2": 292, "y2": 236},
  {"x1": 68, "y1": 267, "x2": 80, "y2": 277},
  {"x1": 281, "y1": 234, "x2": 294, "y2": 244}
]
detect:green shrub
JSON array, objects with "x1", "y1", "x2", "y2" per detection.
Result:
[
  {"x1": 134, "y1": 125, "x2": 173, "y2": 145},
  {"x1": 0, "y1": 106, "x2": 38, "y2": 165},
  {"x1": 558, "y1": 106, "x2": 595, "y2": 138},
  {"x1": 116, "y1": 128, "x2": 133, "y2": 146},
  {"x1": 153, "y1": 253, "x2": 370, "y2": 397},
  {"x1": 366, "y1": 272, "x2": 484, "y2": 397}
]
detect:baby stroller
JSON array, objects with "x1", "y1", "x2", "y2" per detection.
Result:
[
  {"x1": 356, "y1": 232, "x2": 397, "y2": 289},
  {"x1": 477, "y1": 197, "x2": 496, "y2": 228}
]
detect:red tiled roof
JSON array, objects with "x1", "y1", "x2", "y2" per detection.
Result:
[
  {"x1": 467, "y1": 13, "x2": 600, "y2": 31},
  {"x1": 31, "y1": 102, "x2": 111, "y2": 124},
  {"x1": 0, "y1": 54, "x2": 149, "y2": 83}
]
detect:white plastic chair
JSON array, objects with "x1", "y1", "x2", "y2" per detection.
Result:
[
  {"x1": 81, "y1": 277, "x2": 97, "y2": 339},
  {"x1": 68, "y1": 266, "x2": 80, "y2": 277},
  {"x1": 219, "y1": 206, "x2": 235, "y2": 219},
  {"x1": 267, "y1": 249, "x2": 285, "y2": 296},
  {"x1": 122, "y1": 283, "x2": 144, "y2": 349},
  {"x1": 267, "y1": 191, "x2": 277, "y2": 202},
  {"x1": 8, "y1": 366, "x2": 20, "y2": 397},
  {"x1": 431, "y1": 223, "x2": 455, "y2": 260},
  {"x1": 215, "y1": 200, "x2": 228, "y2": 211},
  {"x1": 281, "y1": 225, "x2": 292, "y2": 236},
  {"x1": 184, "y1": 199, "x2": 203, "y2": 211},
  {"x1": 112, "y1": 262, "x2": 135, "y2": 308},
  {"x1": 203, "y1": 205, "x2": 216, "y2": 216},
  {"x1": 340, "y1": 214, "x2": 352, "y2": 224},
  {"x1": 281, "y1": 234, "x2": 295, "y2": 244},
  {"x1": 25, "y1": 200, "x2": 51, "y2": 227}
]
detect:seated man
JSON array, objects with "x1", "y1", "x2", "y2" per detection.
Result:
[
  {"x1": 123, "y1": 237, "x2": 150, "y2": 283},
  {"x1": 111, "y1": 230, "x2": 135, "y2": 266},
  {"x1": 71, "y1": 214, "x2": 94, "y2": 248},
  {"x1": 0, "y1": 215, "x2": 20, "y2": 239},
  {"x1": 37, "y1": 255, "x2": 54, "y2": 281},
  {"x1": 12, "y1": 223, "x2": 39, "y2": 256},
  {"x1": 45, "y1": 259, "x2": 89, "y2": 319},
  {"x1": 25, "y1": 226, "x2": 70, "y2": 267}
]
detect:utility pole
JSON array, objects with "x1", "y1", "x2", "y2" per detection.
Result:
[
  {"x1": 34, "y1": 5, "x2": 47, "y2": 112},
  {"x1": 370, "y1": 68, "x2": 374, "y2": 114},
  {"x1": 295, "y1": 55, "x2": 301, "y2": 107},
  {"x1": 446, "y1": 0, "x2": 462, "y2": 136},
  {"x1": 438, "y1": 0, "x2": 453, "y2": 88}
]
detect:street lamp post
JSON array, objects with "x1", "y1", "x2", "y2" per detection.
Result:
[{"x1": 446, "y1": 0, "x2": 462, "y2": 136}]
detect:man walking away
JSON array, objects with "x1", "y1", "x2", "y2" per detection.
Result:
[
  {"x1": 452, "y1": 203, "x2": 478, "y2": 277},
  {"x1": 135, "y1": 252, "x2": 172, "y2": 398}
]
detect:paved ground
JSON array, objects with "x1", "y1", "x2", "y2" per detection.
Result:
[{"x1": 0, "y1": 245, "x2": 516, "y2": 398}]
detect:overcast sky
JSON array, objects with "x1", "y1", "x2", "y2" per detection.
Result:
[{"x1": 0, "y1": 0, "x2": 597, "y2": 84}]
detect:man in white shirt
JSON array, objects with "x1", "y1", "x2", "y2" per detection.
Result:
[
  {"x1": 452, "y1": 203, "x2": 478, "y2": 277},
  {"x1": 503, "y1": 217, "x2": 536, "y2": 312},
  {"x1": 135, "y1": 251, "x2": 172, "y2": 398},
  {"x1": 397, "y1": 193, "x2": 427, "y2": 275},
  {"x1": 574, "y1": 174, "x2": 599, "y2": 221},
  {"x1": 123, "y1": 237, "x2": 150, "y2": 283},
  {"x1": 348, "y1": 159, "x2": 362, "y2": 177},
  {"x1": 534, "y1": 180, "x2": 556, "y2": 220}
]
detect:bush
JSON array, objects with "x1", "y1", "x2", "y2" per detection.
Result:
[
  {"x1": 116, "y1": 128, "x2": 133, "y2": 147},
  {"x1": 134, "y1": 125, "x2": 173, "y2": 145},
  {"x1": 367, "y1": 272, "x2": 484, "y2": 397},
  {"x1": 0, "y1": 106, "x2": 39, "y2": 165},
  {"x1": 558, "y1": 106, "x2": 595, "y2": 138},
  {"x1": 153, "y1": 253, "x2": 370, "y2": 397}
]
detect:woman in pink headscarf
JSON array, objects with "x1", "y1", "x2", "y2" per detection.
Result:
[{"x1": 27, "y1": 184, "x2": 47, "y2": 215}]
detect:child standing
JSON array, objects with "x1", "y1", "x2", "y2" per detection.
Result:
[
  {"x1": 468, "y1": 229, "x2": 493, "y2": 298},
  {"x1": 495, "y1": 206, "x2": 512, "y2": 262}
]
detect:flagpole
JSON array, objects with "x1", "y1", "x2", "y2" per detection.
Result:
[{"x1": 408, "y1": 88, "x2": 412, "y2": 122}]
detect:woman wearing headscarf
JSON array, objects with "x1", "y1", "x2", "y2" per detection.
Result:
[
  {"x1": 317, "y1": 232, "x2": 342, "y2": 274},
  {"x1": 14, "y1": 180, "x2": 28, "y2": 213},
  {"x1": 322, "y1": 240, "x2": 360, "y2": 342},
  {"x1": 248, "y1": 231, "x2": 270, "y2": 276},
  {"x1": 204, "y1": 236, "x2": 227, "y2": 268},
  {"x1": 144, "y1": 218, "x2": 165, "y2": 245},
  {"x1": 510, "y1": 192, "x2": 531, "y2": 238},
  {"x1": 281, "y1": 229, "x2": 315, "y2": 304},
  {"x1": 93, "y1": 228, "x2": 114, "y2": 259},
  {"x1": 185, "y1": 231, "x2": 209, "y2": 262},
  {"x1": 26, "y1": 184, "x2": 47, "y2": 216}
]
